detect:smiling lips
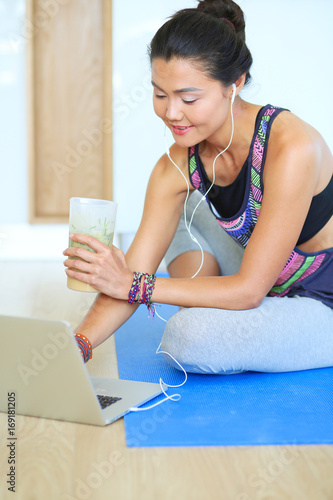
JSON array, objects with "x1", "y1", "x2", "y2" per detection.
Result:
[{"x1": 171, "y1": 124, "x2": 194, "y2": 135}]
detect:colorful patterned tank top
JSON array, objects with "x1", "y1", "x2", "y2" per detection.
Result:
[{"x1": 188, "y1": 105, "x2": 333, "y2": 308}]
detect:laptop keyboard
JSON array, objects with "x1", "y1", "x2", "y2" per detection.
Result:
[{"x1": 97, "y1": 394, "x2": 122, "y2": 410}]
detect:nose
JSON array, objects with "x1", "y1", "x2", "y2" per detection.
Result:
[{"x1": 165, "y1": 99, "x2": 184, "y2": 122}]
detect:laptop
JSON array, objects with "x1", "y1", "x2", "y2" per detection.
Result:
[{"x1": 0, "y1": 315, "x2": 166, "y2": 426}]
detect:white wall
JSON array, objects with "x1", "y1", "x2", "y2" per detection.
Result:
[
  {"x1": 0, "y1": 0, "x2": 332, "y2": 244},
  {"x1": 0, "y1": 0, "x2": 27, "y2": 224},
  {"x1": 112, "y1": 0, "x2": 198, "y2": 234}
]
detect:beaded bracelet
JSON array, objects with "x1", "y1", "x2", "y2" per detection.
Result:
[{"x1": 75, "y1": 333, "x2": 93, "y2": 363}]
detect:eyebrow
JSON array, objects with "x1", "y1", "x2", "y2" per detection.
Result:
[{"x1": 151, "y1": 81, "x2": 203, "y2": 93}]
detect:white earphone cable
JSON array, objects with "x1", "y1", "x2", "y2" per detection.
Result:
[
  {"x1": 164, "y1": 85, "x2": 235, "y2": 276},
  {"x1": 130, "y1": 86, "x2": 236, "y2": 412}
]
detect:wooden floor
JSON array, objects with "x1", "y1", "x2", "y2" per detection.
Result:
[{"x1": 0, "y1": 261, "x2": 332, "y2": 500}]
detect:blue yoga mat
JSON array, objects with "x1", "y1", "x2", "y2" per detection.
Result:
[{"x1": 115, "y1": 303, "x2": 333, "y2": 447}]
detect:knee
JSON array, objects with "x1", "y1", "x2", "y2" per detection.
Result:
[
  {"x1": 160, "y1": 308, "x2": 247, "y2": 375},
  {"x1": 160, "y1": 310, "x2": 195, "y2": 369},
  {"x1": 160, "y1": 311, "x2": 187, "y2": 357}
]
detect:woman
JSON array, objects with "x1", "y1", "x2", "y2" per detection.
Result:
[{"x1": 64, "y1": 0, "x2": 333, "y2": 374}]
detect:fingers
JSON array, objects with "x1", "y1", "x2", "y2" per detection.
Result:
[
  {"x1": 63, "y1": 256, "x2": 94, "y2": 274},
  {"x1": 63, "y1": 247, "x2": 95, "y2": 262},
  {"x1": 62, "y1": 235, "x2": 129, "y2": 298},
  {"x1": 70, "y1": 233, "x2": 108, "y2": 252},
  {"x1": 64, "y1": 253, "x2": 98, "y2": 286},
  {"x1": 65, "y1": 266, "x2": 91, "y2": 286}
]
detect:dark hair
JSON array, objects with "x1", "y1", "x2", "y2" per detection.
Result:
[{"x1": 148, "y1": 0, "x2": 253, "y2": 87}]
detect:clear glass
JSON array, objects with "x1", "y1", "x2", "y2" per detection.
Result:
[{"x1": 67, "y1": 197, "x2": 117, "y2": 292}]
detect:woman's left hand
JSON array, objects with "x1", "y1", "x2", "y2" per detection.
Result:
[{"x1": 63, "y1": 233, "x2": 133, "y2": 299}]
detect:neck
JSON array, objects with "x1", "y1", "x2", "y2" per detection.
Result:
[
  {"x1": 204, "y1": 99, "x2": 258, "y2": 160},
  {"x1": 199, "y1": 100, "x2": 263, "y2": 185}
]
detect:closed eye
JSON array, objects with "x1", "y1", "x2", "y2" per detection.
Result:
[{"x1": 155, "y1": 94, "x2": 197, "y2": 104}]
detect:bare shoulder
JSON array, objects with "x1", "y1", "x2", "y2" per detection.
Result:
[
  {"x1": 269, "y1": 110, "x2": 332, "y2": 163},
  {"x1": 270, "y1": 111, "x2": 324, "y2": 151},
  {"x1": 152, "y1": 143, "x2": 191, "y2": 194},
  {"x1": 164, "y1": 142, "x2": 188, "y2": 171},
  {"x1": 266, "y1": 110, "x2": 332, "y2": 192}
]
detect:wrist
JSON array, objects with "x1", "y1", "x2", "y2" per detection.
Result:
[
  {"x1": 123, "y1": 270, "x2": 136, "y2": 301},
  {"x1": 127, "y1": 271, "x2": 157, "y2": 316}
]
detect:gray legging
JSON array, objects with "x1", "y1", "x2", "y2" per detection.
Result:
[{"x1": 162, "y1": 190, "x2": 333, "y2": 374}]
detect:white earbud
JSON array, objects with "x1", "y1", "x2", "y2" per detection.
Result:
[{"x1": 231, "y1": 83, "x2": 236, "y2": 105}]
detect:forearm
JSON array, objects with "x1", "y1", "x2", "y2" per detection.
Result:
[
  {"x1": 74, "y1": 293, "x2": 139, "y2": 348},
  {"x1": 151, "y1": 274, "x2": 262, "y2": 310},
  {"x1": 73, "y1": 269, "x2": 259, "y2": 348}
]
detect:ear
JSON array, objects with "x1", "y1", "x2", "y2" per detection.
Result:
[{"x1": 233, "y1": 73, "x2": 246, "y2": 97}]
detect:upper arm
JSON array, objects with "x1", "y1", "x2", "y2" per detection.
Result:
[
  {"x1": 238, "y1": 114, "x2": 320, "y2": 303},
  {"x1": 125, "y1": 144, "x2": 190, "y2": 273}
]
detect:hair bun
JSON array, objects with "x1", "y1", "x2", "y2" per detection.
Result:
[{"x1": 197, "y1": 0, "x2": 246, "y2": 41}]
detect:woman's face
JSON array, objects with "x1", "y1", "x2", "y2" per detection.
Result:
[{"x1": 151, "y1": 57, "x2": 230, "y2": 148}]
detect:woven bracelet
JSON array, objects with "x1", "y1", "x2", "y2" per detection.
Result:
[
  {"x1": 128, "y1": 272, "x2": 156, "y2": 317},
  {"x1": 128, "y1": 272, "x2": 144, "y2": 304},
  {"x1": 142, "y1": 273, "x2": 156, "y2": 305},
  {"x1": 143, "y1": 273, "x2": 156, "y2": 318}
]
